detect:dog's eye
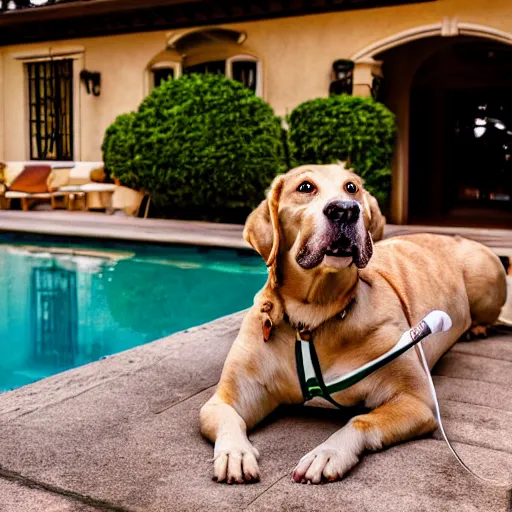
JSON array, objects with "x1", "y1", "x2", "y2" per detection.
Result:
[
  {"x1": 297, "y1": 181, "x2": 316, "y2": 194},
  {"x1": 344, "y1": 181, "x2": 358, "y2": 194}
]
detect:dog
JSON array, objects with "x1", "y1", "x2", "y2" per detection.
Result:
[{"x1": 200, "y1": 162, "x2": 507, "y2": 484}]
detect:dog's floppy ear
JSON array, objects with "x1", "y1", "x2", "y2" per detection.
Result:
[
  {"x1": 244, "y1": 176, "x2": 285, "y2": 288},
  {"x1": 363, "y1": 190, "x2": 386, "y2": 242}
]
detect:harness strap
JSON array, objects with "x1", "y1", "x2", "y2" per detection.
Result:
[
  {"x1": 296, "y1": 336, "x2": 346, "y2": 409},
  {"x1": 296, "y1": 316, "x2": 435, "y2": 408}
]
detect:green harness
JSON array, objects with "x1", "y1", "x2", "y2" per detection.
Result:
[{"x1": 294, "y1": 312, "x2": 433, "y2": 408}]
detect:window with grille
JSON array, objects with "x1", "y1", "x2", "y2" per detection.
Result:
[
  {"x1": 153, "y1": 67, "x2": 174, "y2": 88},
  {"x1": 232, "y1": 60, "x2": 257, "y2": 93},
  {"x1": 27, "y1": 59, "x2": 74, "y2": 161},
  {"x1": 184, "y1": 60, "x2": 226, "y2": 76},
  {"x1": 182, "y1": 57, "x2": 260, "y2": 94}
]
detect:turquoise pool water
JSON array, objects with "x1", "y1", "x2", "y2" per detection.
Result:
[{"x1": 0, "y1": 233, "x2": 266, "y2": 392}]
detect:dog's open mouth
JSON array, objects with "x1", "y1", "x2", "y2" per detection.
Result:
[
  {"x1": 323, "y1": 236, "x2": 354, "y2": 258},
  {"x1": 296, "y1": 232, "x2": 362, "y2": 270}
]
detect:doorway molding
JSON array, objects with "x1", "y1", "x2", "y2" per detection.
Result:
[
  {"x1": 349, "y1": 19, "x2": 512, "y2": 224},
  {"x1": 351, "y1": 19, "x2": 512, "y2": 62}
]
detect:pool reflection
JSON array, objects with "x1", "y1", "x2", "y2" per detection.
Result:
[{"x1": 0, "y1": 242, "x2": 266, "y2": 391}]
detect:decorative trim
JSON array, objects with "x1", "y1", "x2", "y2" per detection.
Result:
[
  {"x1": 150, "y1": 61, "x2": 181, "y2": 71},
  {"x1": 351, "y1": 20, "x2": 512, "y2": 61},
  {"x1": 167, "y1": 28, "x2": 247, "y2": 53},
  {"x1": 9, "y1": 45, "x2": 85, "y2": 60},
  {"x1": 441, "y1": 16, "x2": 459, "y2": 37}
]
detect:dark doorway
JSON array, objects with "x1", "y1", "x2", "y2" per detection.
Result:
[{"x1": 408, "y1": 40, "x2": 512, "y2": 227}]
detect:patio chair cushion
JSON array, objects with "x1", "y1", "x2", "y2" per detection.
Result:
[
  {"x1": 47, "y1": 168, "x2": 72, "y2": 191},
  {"x1": 80, "y1": 183, "x2": 117, "y2": 192},
  {"x1": 5, "y1": 191, "x2": 52, "y2": 199},
  {"x1": 3, "y1": 162, "x2": 25, "y2": 186},
  {"x1": 90, "y1": 167, "x2": 107, "y2": 183},
  {"x1": 68, "y1": 162, "x2": 104, "y2": 186},
  {"x1": 9, "y1": 164, "x2": 52, "y2": 193}
]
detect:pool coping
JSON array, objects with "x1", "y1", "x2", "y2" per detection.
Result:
[
  {"x1": 0, "y1": 210, "x2": 252, "y2": 250},
  {"x1": 1, "y1": 210, "x2": 512, "y2": 255}
]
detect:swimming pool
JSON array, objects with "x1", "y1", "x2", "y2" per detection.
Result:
[{"x1": 0, "y1": 233, "x2": 266, "y2": 392}]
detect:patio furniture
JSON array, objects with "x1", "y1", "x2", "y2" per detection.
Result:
[
  {"x1": 4, "y1": 190, "x2": 71, "y2": 211},
  {"x1": 0, "y1": 161, "x2": 146, "y2": 215},
  {"x1": 59, "y1": 182, "x2": 117, "y2": 210}
]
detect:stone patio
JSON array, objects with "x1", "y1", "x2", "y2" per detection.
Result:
[{"x1": 0, "y1": 311, "x2": 511, "y2": 511}]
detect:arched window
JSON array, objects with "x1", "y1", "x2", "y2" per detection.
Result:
[
  {"x1": 227, "y1": 55, "x2": 261, "y2": 95},
  {"x1": 167, "y1": 28, "x2": 263, "y2": 96},
  {"x1": 145, "y1": 51, "x2": 181, "y2": 93},
  {"x1": 151, "y1": 61, "x2": 179, "y2": 88}
]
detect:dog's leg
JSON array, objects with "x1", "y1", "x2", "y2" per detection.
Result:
[
  {"x1": 200, "y1": 394, "x2": 259, "y2": 483},
  {"x1": 201, "y1": 386, "x2": 279, "y2": 484},
  {"x1": 292, "y1": 393, "x2": 436, "y2": 484}
]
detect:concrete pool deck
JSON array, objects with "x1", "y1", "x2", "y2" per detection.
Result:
[{"x1": 0, "y1": 311, "x2": 512, "y2": 511}]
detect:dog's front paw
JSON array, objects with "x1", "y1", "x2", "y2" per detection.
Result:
[
  {"x1": 292, "y1": 442, "x2": 359, "y2": 484},
  {"x1": 212, "y1": 437, "x2": 260, "y2": 484}
]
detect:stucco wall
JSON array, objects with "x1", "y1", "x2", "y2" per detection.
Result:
[{"x1": 0, "y1": 0, "x2": 511, "y2": 165}]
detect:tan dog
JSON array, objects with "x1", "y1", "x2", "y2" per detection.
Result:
[{"x1": 200, "y1": 163, "x2": 506, "y2": 484}]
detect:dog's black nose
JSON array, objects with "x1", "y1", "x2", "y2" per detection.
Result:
[{"x1": 323, "y1": 200, "x2": 360, "y2": 223}]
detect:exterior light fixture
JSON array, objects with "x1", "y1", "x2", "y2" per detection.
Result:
[
  {"x1": 30, "y1": 0, "x2": 49, "y2": 5},
  {"x1": 329, "y1": 59, "x2": 354, "y2": 96},
  {"x1": 80, "y1": 70, "x2": 101, "y2": 96}
]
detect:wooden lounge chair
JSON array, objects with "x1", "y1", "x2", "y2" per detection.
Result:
[{"x1": 4, "y1": 190, "x2": 71, "y2": 211}]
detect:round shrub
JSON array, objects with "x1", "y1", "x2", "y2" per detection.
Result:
[
  {"x1": 288, "y1": 95, "x2": 396, "y2": 208},
  {"x1": 102, "y1": 74, "x2": 287, "y2": 221},
  {"x1": 101, "y1": 112, "x2": 137, "y2": 185}
]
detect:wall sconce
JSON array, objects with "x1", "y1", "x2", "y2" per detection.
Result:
[
  {"x1": 80, "y1": 70, "x2": 101, "y2": 96},
  {"x1": 329, "y1": 59, "x2": 354, "y2": 96}
]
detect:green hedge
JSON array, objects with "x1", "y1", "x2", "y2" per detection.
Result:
[
  {"x1": 288, "y1": 95, "x2": 396, "y2": 208},
  {"x1": 102, "y1": 74, "x2": 287, "y2": 221},
  {"x1": 101, "y1": 112, "x2": 137, "y2": 185}
]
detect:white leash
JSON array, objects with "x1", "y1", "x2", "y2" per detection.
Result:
[{"x1": 416, "y1": 341, "x2": 511, "y2": 488}]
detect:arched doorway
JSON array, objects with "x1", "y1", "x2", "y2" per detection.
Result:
[{"x1": 352, "y1": 22, "x2": 512, "y2": 227}]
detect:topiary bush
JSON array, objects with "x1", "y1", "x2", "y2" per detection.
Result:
[
  {"x1": 102, "y1": 74, "x2": 287, "y2": 221},
  {"x1": 101, "y1": 112, "x2": 137, "y2": 185},
  {"x1": 288, "y1": 95, "x2": 396, "y2": 209}
]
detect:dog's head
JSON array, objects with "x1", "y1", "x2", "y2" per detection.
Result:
[{"x1": 244, "y1": 163, "x2": 385, "y2": 284}]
